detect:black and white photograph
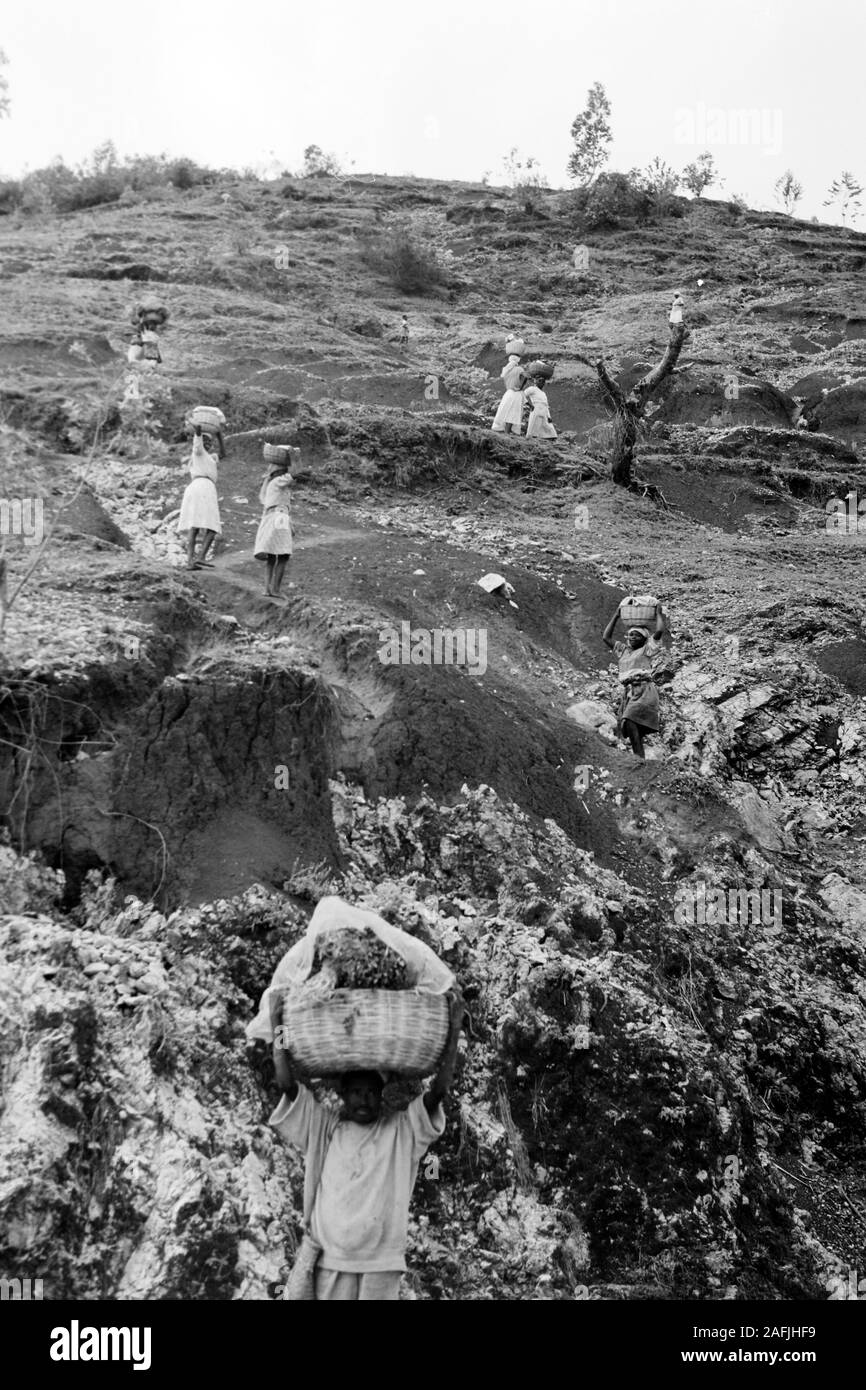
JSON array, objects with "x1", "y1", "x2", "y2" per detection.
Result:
[{"x1": 0, "y1": 0, "x2": 864, "y2": 1361}]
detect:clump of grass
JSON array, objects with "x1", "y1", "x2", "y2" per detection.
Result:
[
  {"x1": 359, "y1": 219, "x2": 448, "y2": 295},
  {"x1": 175, "y1": 635, "x2": 240, "y2": 676},
  {"x1": 283, "y1": 858, "x2": 338, "y2": 903},
  {"x1": 497, "y1": 1081, "x2": 534, "y2": 1191}
]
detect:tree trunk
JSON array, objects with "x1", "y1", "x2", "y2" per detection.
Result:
[
  {"x1": 579, "y1": 324, "x2": 686, "y2": 487},
  {"x1": 610, "y1": 408, "x2": 638, "y2": 486}
]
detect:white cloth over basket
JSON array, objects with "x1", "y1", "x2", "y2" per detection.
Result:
[{"x1": 245, "y1": 895, "x2": 454, "y2": 1043}]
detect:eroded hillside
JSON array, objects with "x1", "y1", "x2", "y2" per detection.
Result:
[{"x1": 1, "y1": 174, "x2": 865, "y2": 1299}]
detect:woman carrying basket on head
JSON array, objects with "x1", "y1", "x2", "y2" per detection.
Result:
[
  {"x1": 177, "y1": 424, "x2": 222, "y2": 569},
  {"x1": 255, "y1": 446, "x2": 296, "y2": 600},
  {"x1": 602, "y1": 600, "x2": 668, "y2": 759},
  {"x1": 524, "y1": 362, "x2": 557, "y2": 439},
  {"x1": 491, "y1": 338, "x2": 527, "y2": 435}
]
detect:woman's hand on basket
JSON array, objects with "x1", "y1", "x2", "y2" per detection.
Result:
[
  {"x1": 425, "y1": 988, "x2": 465, "y2": 1113},
  {"x1": 446, "y1": 987, "x2": 466, "y2": 1037},
  {"x1": 270, "y1": 987, "x2": 298, "y2": 1099}
]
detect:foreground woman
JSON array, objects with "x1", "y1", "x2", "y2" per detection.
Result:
[{"x1": 269, "y1": 986, "x2": 464, "y2": 1301}]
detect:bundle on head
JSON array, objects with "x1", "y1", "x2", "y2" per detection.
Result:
[
  {"x1": 313, "y1": 927, "x2": 411, "y2": 990},
  {"x1": 191, "y1": 405, "x2": 226, "y2": 432},
  {"x1": 263, "y1": 442, "x2": 291, "y2": 464},
  {"x1": 525, "y1": 359, "x2": 554, "y2": 381},
  {"x1": 134, "y1": 300, "x2": 169, "y2": 329}
]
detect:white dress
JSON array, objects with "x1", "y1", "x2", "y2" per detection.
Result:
[
  {"x1": 492, "y1": 356, "x2": 525, "y2": 432},
  {"x1": 525, "y1": 385, "x2": 557, "y2": 438},
  {"x1": 177, "y1": 437, "x2": 222, "y2": 534},
  {"x1": 669, "y1": 299, "x2": 684, "y2": 325},
  {"x1": 254, "y1": 474, "x2": 293, "y2": 559}
]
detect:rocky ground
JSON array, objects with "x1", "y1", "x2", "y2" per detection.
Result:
[{"x1": 1, "y1": 174, "x2": 865, "y2": 1300}]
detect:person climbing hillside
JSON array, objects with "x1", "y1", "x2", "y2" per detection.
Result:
[
  {"x1": 398, "y1": 314, "x2": 409, "y2": 348},
  {"x1": 524, "y1": 368, "x2": 557, "y2": 439},
  {"x1": 127, "y1": 324, "x2": 144, "y2": 365},
  {"x1": 602, "y1": 602, "x2": 668, "y2": 759},
  {"x1": 127, "y1": 301, "x2": 168, "y2": 371},
  {"x1": 268, "y1": 985, "x2": 464, "y2": 1301},
  {"x1": 491, "y1": 342, "x2": 527, "y2": 435},
  {"x1": 669, "y1": 292, "x2": 684, "y2": 326},
  {"x1": 139, "y1": 323, "x2": 162, "y2": 370},
  {"x1": 255, "y1": 449, "x2": 296, "y2": 600},
  {"x1": 177, "y1": 423, "x2": 221, "y2": 570}
]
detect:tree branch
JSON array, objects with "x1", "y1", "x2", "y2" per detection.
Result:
[
  {"x1": 628, "y1": 323, "x2": 686, "y2": 406},
  {"x1": 575, "y1": 351, "x2": 627, "y2": 411}
]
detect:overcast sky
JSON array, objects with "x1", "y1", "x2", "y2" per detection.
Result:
[{"x1": 2, "y1": 0, "x2": 863, "y2": 222}]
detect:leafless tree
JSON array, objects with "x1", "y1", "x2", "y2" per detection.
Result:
[{"x1": 578, "y1": 324, "x2": 686, "y2": 486}]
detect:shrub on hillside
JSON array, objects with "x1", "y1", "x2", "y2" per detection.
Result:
[
  {"x1": 501, "y1": 147, "x2": 548, "y2": 215},
  {"x1": 59, "y1": 172, "x2": 126, "y2": 211},
  {"x1": 170, "y1": 159, "x2": 195, "y2": 190},
  {"x1": 526, "y1": 268, "x2": 574, "y2": 294},
  {"x1": 681, "y1": 151, "x2": 719, "y2": 198},
  {"x1": 635, "y1": 157, "x2": 681, "y2": 196},
  {"x1": 12, "y1": 159, "x2": 78, "y2": 214},
  {"x1": 652, "y1": 191, "x2": 686, "y2": 219},
  {"x1": 491, "y1": 230, "x2": 539, "y2": 249},
  {"x1": 627, "y1": 160, "x2": 687, "y2": 219},
  {"x1": 4, "y1": 145, "x2": 224, "y2": 215},
  {"x1": 570, "y1": 171, "x2": 652, "y2": 230},
  {"x1": 0, "y1": 178, "x2": 21, "y2": 215},
  {"x1": 359, "y1": 221, "x2": 448, "y2": 295},
  {"x1": 301, "y1": 144, "x2": 342, "y2": 177}
]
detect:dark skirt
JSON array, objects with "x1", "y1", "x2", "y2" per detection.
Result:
[{"x1": 618, "y1": 677, "x2": 660, "y2": 733}]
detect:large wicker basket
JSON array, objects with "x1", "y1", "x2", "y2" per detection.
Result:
[
  {"x1": 620, "y1": 597, "x2": 658, "y2": 626},
  {"x1": 191, "y1": 405, "x2": 225, "y2": 431},
  {"x1": 282, "y1": 989, "x2": 449, "y2": 1078},
  {"x1": 263, "y1": 442, "x2": 291, "y2": 464},
  {"x1": 525, "y1": 360, "x2": 554, "y2": 380}
]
